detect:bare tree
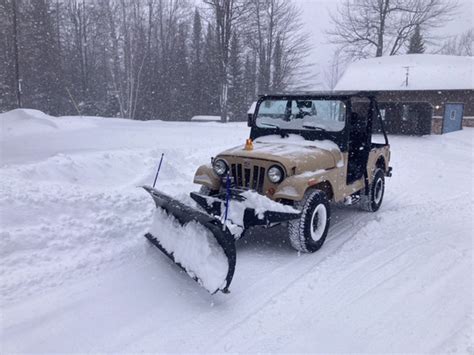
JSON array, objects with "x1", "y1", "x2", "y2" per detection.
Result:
[
  {"x1": 438, "y1": 28, "x2": 473, "y2": 56},
  {"x1": 67, "y1": 0, "x2": 89, "y2": 98},
  {"x1": 100, "y1": 0, "x2": 157, "y2": 119},
  {"x1": 246, "y1": 0, "x2": 313, "y2": 92},
  {"x1": 11, "y1": 0, "x2": 21, "y2": 107},
  {"x1": 328, "y1": 0, "x2": 458, "y2": 59},
  {"x1": 324, "y1": 48, "x2": 346, "y2": 90},
  {"x1": 203, "y1": 0, "x2": 247, "y2": 122}
]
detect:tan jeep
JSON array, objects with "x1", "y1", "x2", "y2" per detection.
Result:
[{"x1": 191, "y1": 92, "x2": 392, "y2": 253}]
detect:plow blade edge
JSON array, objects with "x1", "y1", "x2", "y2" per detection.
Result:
[{"x1": 143, "y1": 186, "x2": 236, "y2": 294}]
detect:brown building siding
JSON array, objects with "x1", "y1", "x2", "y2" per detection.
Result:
[
  {"x1": 376, "y1": 90, "x2": 473, "y2": 115},
  {"x1": 375, "y1": 89, "x2": 474, "y2": 134}
]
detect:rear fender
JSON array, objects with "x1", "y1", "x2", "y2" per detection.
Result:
[{"x1": 367, "y1": 146, "x2": 391, "y2": 183}]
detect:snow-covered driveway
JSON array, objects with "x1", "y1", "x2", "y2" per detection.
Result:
[{"x1": 1, "y1": 110, "x2": 472, "y2": 353}]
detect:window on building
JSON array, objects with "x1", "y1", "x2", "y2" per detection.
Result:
[
  {"x1": 450, "y1": 110, "x2": 456, "y2": 120},
  {"x1": 402, "y1": 105, "x2": 409, "y2": 121}
]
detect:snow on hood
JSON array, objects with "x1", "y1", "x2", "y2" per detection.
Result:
[{"x1": 219, "y1": 134, "x2": 343, "y2": 172}]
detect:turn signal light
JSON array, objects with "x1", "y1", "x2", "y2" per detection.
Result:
[
  {"x1": 245, "y1": 138, "x2": 253, "y2": 151},
  {"x1": 267, "y1": 187, "x2": 276, "y2": 196}
]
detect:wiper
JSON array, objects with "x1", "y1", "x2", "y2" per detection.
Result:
[
  {"x1": 259, "y1": 122, "x2": 281, "y2": 129},
  {"x1": 302, "y1": 124, "x2": 326, "y2": 131},
  {"x1": 259, "y1": 122, "x2": 288, "y2": 138}
]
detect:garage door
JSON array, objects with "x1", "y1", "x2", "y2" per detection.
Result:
[{"x1": 442, "y1": 103, "x2": 464, "y2": 134}]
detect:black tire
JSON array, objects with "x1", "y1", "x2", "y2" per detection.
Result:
[
  {"x1": 288, "y1": 190, "x2": 331, "y2": 253},
  {"x1": 360, "y1": 168, "x2": 385, "y2": 212}
]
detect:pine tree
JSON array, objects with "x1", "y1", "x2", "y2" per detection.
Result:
[
  {"x1": 202, "y1": 24, "x2": 220, "y2": 116},
  {"x1": 0, "y1": 0, "x2": 16, "y2": 110},
  {"x1": 169, "y1": 23, "x2": 191, "y2": 119},
  {"x1": 257, "y1": 46, "x2": 269, "y2": 93},
  {"x1": 407, "y1": 25, "x2": 425, "y2": 54},
  {"x1": 22, "y1": 0, "x2": 63, "y2": 114},
  {"x1": 228, "y1": 34, "x2": 245, "y2": 121}
]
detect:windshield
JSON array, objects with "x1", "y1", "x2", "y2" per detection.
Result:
[{"x1": 255, "y1": 99, "x2": 347, "y2": 132}]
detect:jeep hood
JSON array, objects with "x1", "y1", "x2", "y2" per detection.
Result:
[{"x1": 218, "y1": 134, "x2": 343, "y2": 174}]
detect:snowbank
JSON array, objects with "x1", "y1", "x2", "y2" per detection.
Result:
[
  {"x1": 0, "y1": 109, "x2": 96, "y2": 139},
  {"x1": 335, "y1": 54, "x2": 474, "y2": 91},
  {"x1": 0, "y1": 109, "x2": 58, "y2": 137}
]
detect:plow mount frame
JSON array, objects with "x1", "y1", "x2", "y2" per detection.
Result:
[{"x1": 190, "y1": 190, "x2": 302, "y2": 229}]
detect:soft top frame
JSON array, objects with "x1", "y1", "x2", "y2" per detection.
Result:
[{"x1": 249, "y1": 92, "x2": 388, "y2": 151}]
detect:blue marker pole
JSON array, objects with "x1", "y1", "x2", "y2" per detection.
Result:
[
  {"x1": 153, "y1": 153, "x2": 165, "y2": 188},
  {"x1": 223, "y1": 174, "x2": 231, "y2": 230}
]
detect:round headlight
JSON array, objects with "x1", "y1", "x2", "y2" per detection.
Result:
[
  {"x1": 213, "y1": 159, "x2": 228, "y2": 176},
  {"x1": 267, "y1": 165, "x2": 284, "y2": 183}
]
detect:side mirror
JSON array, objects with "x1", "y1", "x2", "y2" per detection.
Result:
[{"x1": 247, "y1": 113, "x2": 254, "y2": 127}]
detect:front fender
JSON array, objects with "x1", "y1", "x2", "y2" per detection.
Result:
[
  {"x1": 274, "y1": 169, "x2": 335, "y2": 202},
  {"x1": 193, "y1": 164, "x2": 221, "y2": 190}
]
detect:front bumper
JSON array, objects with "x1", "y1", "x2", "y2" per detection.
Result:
[{"x1": 190, "y1": 189, "x2": 301, "y2": 229}]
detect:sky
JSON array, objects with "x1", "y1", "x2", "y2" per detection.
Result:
[{"x1": 296, "y1": 0, "x2": 474, "y2": 88}]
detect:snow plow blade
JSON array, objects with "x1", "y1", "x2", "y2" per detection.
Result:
[{"x1": 142, "y1": 186, "x2": 236, "y2": 294}]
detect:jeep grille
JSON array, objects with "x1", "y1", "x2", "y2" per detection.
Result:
[{"x1": 230, "y1": 163, "x2": 266, "y2": 193}]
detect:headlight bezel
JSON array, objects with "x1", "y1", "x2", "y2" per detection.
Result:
[
  {"x1": 267, "y1": 165, "x2": 284, "y2": 183},
  {"x1": 212, "y1": 158, "x2": 228, "y2": 177}
]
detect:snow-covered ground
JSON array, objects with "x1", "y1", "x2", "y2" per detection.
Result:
[{"x1": 1, "y1": 109, "x2": 472, "y2": 353}]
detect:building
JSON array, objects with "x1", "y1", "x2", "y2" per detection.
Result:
[{"x1": 334, "y1": 54, "x2": 474, "y2": 135}]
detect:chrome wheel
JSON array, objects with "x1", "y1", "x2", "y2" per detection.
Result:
[
  {"x1": 310, "y1": 204, "x2": 327, "y2": 242},
  {"x1": 374, "y1": 178, "x2": 384, "y2": 204}
]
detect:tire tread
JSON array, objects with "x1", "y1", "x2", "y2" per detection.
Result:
[{"x1": 288, "y1": 190, "x2": 329, "y2": 253}]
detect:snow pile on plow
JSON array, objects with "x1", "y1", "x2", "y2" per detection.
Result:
[
  {"x1": 223, "y1": 190, "x2": 300, "y2": 234},
  {"x1": 143, "y1": 186, "x2": 236, "y2": 294},
  {"x1": 148, "y1": 208, "x2": 229, "y2": 293},
  {"x1": 238, "y1": 190, "x2": 299, "y2": 218}
]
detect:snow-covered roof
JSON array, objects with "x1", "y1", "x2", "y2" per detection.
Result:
[
  {"x1": 190, "y1": 115, "x2": 222, "y2": 122},
  {"x1": 335, "y1": 54, "x2": 474, "y2": 91}
]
